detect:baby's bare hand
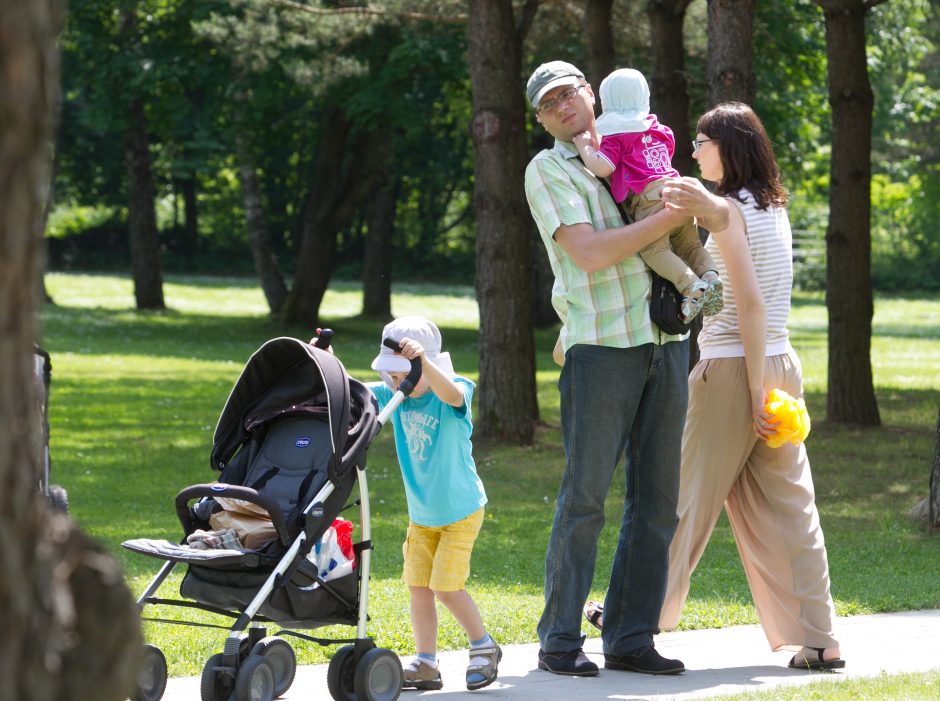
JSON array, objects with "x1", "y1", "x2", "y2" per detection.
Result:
[{"x1": 572, "y1": 131, "x2": 594, "y2": 149}]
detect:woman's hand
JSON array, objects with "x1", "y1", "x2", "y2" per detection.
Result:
[
  {"x1": 751, "y1": 387, "x2": 778, "y2": 441},
  {"x1": 661, "y1": 177, "x2": 730, "y2": 232}
]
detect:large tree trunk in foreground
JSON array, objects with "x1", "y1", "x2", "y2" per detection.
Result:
[
  {"x1": 0, "y1": 2, "x2": 143, "y2": 699},
  {"x1": 814, "y1": 0, "x2": 882, "y2": 425},
  {"x1": 468, "y1": 0, "x2": 538, "y2": 443}
]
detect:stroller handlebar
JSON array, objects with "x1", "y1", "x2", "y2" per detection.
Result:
[
  {"x1": 312, "y1": 328, "x2": 334, "y2": 350},
  {"x1": 381, "y1": 337, "x2": 423, "y2": 396},
  {"x1": 176, "y1": 484, "x2": 291, "y2": 547}
]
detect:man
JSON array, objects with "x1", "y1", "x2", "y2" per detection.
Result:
[{"x1": 524, "y1": 60, "x2": 690, "y2": 677}]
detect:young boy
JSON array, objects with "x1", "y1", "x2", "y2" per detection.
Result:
[{"x1": 367, "y1": 316, "x2": 500, "y2": 691}]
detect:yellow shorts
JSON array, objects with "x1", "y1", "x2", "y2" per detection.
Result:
[{"x1": 402, "y1": 508, "x2": 484, "y2": 592}]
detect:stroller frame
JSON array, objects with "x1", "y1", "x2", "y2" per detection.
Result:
[{"x1": 126, "y1": 336, "x2": 422, "y2": 701}]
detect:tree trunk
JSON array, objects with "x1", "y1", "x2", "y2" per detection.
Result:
[
  {"x1": 236, "y1": 127, "x2": 288, "y2": 315},
  {"x1": 124, "y1": 99, "x2": 166, "y2": 310},
  {"x1": 0, "y1": 2, "x2": 142, "y2": 699},
  {"x1": 647, "y1": 0, "x2": 695, "y2": 176},
  {"x1": 468, "y1": 0, "x2": 538, "y2": 443},
  {"x1": 814, "y1": 0, "x2": 880, "y2": 425},
  {"x1": 181, "y1": 174, "x2": 199, "y2": 252},
  {"x1": 931, "y1": 405, "x2": 940, "y2": 531},
  {"x1": 529, "y1": 129, "x2": 557, "y2": 328},
  {"x1": 706, "y1": 0, "x2": 755, "y2": 106},
  {"x1": 361, "y1": 173, "x2": 397, "y2": 320},
  {"x1": 583, "y1": 0, "x2": 616, "y2": 89},
  {"x1": 282, "y1": 108, "x2": 382, "y2": 327}
]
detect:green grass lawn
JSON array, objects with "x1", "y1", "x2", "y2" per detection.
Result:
[{"x1": 40, "y1": 273, "x2": 940, "y2": 680}]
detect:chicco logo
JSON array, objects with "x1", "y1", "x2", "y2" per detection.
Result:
[{"x1": 295, "y1": 437, "x2": 311, "y2": 448}]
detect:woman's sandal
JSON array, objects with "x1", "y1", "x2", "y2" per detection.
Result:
[
  {"x1": 583, "y1": 600, "x2": 604, "y2": 631},
  {"x1": 787, "y1": 647, "x2": 846, "y2": 671},
  {"x1": 466, "y1": 642, "x2": 502, "y2": 690}
]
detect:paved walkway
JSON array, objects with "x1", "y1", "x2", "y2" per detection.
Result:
[{"x1": 159, "y1": 609, "x2": 939, "y2": 700}]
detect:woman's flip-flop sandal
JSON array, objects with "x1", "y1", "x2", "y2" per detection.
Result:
[
  {"x1": 787, "y1": 647, "x2": 845, "y2": 671},
  {"x1": 583, "y1": 600, "x2": 604, "y2": 631}
]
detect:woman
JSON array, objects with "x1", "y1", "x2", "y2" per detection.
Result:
[{"x1": 585, "y1": 103, "x2": 844, "y2": 671}]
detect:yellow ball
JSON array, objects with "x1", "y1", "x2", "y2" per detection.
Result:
[{"x1": 763, "y1": 388, "x2": 811, "y2": 448}]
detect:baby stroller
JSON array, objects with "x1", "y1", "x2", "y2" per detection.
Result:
[
  {"x1": 123, "y1": 335, "x2": 422, "y2": 701},
  {"x1": 34, "y1": 345, "x2": 68, "y2": 512}
]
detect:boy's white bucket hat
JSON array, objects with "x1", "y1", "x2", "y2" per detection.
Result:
[
  {"x1": 371, "y1": 316, "x2": 454, "y2": 377},
  {"x1": 596, "y1": 68, "x2": 655, "y2": 135}
]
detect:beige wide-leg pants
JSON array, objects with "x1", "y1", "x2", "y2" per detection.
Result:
[{"x1": 660, "y1": 349, "x2": 839, "y2": 651}]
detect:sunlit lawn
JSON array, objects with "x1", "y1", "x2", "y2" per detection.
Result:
[{"x1": 41, "y1": 273, "x2": 940, "y2": 679}]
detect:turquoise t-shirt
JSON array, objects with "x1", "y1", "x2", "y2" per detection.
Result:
[{"x1": 368, "y1": 377, "x2": 487, "y2": 527}]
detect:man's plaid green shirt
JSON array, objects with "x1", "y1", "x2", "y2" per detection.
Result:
[{"x1": 525, "y1": 139, "x2": 683, "y2": 353}]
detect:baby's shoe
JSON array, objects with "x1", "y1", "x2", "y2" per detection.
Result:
[
  {"x1": 402, "y1": 659, "x2": 443, "y2": 691},
  {"x1": 701, "y1": 270, "x2": 724, "y2": 315},
  {"x1": 680, "y1": 280, "x2": 708, "y2": 323}
]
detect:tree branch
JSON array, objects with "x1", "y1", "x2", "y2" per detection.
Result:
[
  {"x1": 516, "y1": 0, "x2": 541, "y2": 44},
  {"x1": 264, "y1": 0, "x2": 467, "y2": 23}
]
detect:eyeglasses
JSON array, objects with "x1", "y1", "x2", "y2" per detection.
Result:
[
  {"x1": 536, "y1": 85, "x2": 584, "y2": 116},
  {"x1": 692, "y1": 138, "x2": 715, "y2": 153}
]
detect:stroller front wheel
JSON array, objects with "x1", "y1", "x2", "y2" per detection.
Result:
[
  {"x1": 327, "y1": 645, "x2": 358, "y2": 701},
  {"x1": 131, "y1": 644, "x2": 167, "y2": 701},
  {"x1": 354, "y1": 648, "x2": 402, "y2": 701},
  {"x1": 251, "y1": 636, "x2": 296, "y2": 698},
  {"x1": 235, "y1": 654, "x2": 276, "y2": 701}
]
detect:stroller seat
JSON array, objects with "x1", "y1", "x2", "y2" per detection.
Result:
[{"x1": 124, "y1": 415, "x2": 333, "y2": 568}]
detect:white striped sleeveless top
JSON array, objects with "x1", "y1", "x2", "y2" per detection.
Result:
[{"x1": 698, "y1": 189, "x2": 793, "y2": 359}]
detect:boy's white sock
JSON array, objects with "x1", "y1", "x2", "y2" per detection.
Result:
[
  {"x1": 469, "y1": 633, "x2": 494, "y2": 666},
  {"x1": 416, "y1": 652, "x2": 438, "y2": 668}
]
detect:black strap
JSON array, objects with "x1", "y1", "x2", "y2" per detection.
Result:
[
  {"x1": 592, "y1": 171, "x2": 635, "y2": 225},
  {"x1": 248, "y1": 465, "x2": 279, "y2": 491}
]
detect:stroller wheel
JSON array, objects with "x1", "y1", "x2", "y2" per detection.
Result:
[
  {"x1": 132, "y1": 644, "x2": 167, "y2": 701},
  {"x1": 200, "y1": 653, "x2": 231, "y2": 701},
  {"x1": 235, "y1": 654, "x2": 276, "y2": 701},
  {"x1": 327, "y1": 645, "x2": 358, "y2": 701},
  {"x1": 250, "y1": 637, "x2": 296, "y2": 698},
  {"x1": 354, "y1": 648, "x2": 402, "y2": 701}
]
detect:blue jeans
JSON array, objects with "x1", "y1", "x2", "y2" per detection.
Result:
[{"x1": 537, "y1": 340, "x2": 688, "y2": 656}]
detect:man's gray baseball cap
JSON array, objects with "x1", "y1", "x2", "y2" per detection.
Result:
[{"x1": 526, "y1": 61, "x2": 585, "y2": 109}]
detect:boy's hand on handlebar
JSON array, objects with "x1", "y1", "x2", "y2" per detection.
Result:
[
  {"x1": 308, "y1": 328, "x2": 335, "y2": 354},
  {"x1": 395, "y1": 337, "x2": 426, "y2": 363}
]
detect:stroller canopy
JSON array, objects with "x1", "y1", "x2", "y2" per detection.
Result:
[{"x1": 211, "y1": 337, "x2": 378, "y2": 482}]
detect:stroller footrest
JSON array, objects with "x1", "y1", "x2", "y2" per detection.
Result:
[{"x1": 123, "y1": 538, "x2": 260, "y2": 568}]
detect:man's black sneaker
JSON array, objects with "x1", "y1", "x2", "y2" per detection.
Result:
[
  {"x1": 604, "y1": 646, "x2": 685, "y2": 675},
  {"x1": 537, "y1": 648, "x2": 599, "y2": 676}
]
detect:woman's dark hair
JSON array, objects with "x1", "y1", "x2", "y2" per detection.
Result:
[{"x1": 697, "y1": 102, "x2": 788, "y2": 210}]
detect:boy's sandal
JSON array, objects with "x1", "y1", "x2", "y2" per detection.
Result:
[
  {"x1": 583, "y1": 600, "x2": 604, "y2": 631},
  {"x1": 787, "y1": 647, "x2": 845, "y2": 671},
  {"x1": 466, "y1": 643, "x2": 502, "y2": 690}
]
